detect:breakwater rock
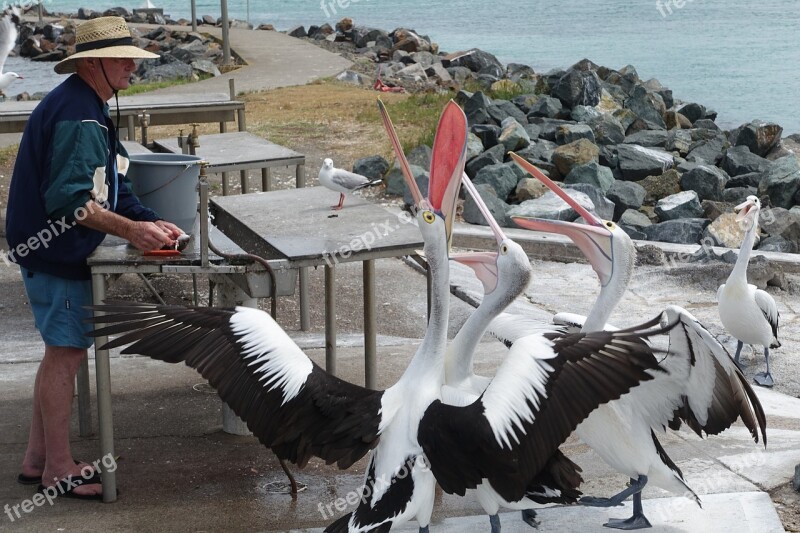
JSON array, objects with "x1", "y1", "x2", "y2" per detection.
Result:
[
  {"x1": 10, "y1": 6, "x2": 242, "y2": 99},
  {"x1": 289, "y1": 19, "x2": 800, "y2": 254}
]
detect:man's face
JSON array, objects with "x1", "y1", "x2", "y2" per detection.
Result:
[{"x1": 97, "y1": 57, "x2": 136, "y2": 91}]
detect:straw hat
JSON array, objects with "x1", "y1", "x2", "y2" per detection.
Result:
[{"x1": 54, "y1": 16, "x2": 158, "y2": 74}]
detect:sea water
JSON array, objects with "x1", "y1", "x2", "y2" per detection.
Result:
[{"x1": 12, "y1": 0, "x2": 800, "y2": 134}]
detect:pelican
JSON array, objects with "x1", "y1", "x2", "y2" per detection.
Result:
[
  {"x1": 379, "y1": 99, "x2": 579, "y2": 532},
  {"x1": 0, "y1": 13, "x2": 22, "y2": 96},
  {"x1": 717, "y1": 195, "x2": 781, "y2": 387},
  {"x1": 91, "y1": 103, "x2": 681, "y2": 532},
  {"x1": 318, "y1": 158, "x2": 383, "y2": 210},
  {"x1": 506, "y1": 153, "x2": 767, "y2": 530}
]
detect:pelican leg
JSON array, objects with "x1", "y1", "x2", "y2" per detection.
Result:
[
  {"x1": 331, "y1": 193, "x2": 345, "y2": 210},
  {"x1": 419, "y1": 526, "x2": 429, "y2": 533},
  {"x1": 754, "y1": 347, "x2": 774, "y2": 387},
  {"x1": 604, "y1": 490, "x2": 652, "y2": 530},
  {"x1": 489, "y1": 514, "x2": 501, "y2": 533},
  {"x1": 732, "y1": 340, "x2": 745, "y2": 369},
  {"x1": 521, "y1": 509, "x2": 540, "y2": 528},
  {"x1": 580, "y1": 475, "x2": 647, "y2": 508}
]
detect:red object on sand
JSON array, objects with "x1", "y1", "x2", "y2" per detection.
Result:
[{"x1": 373, "y1": 76, "x2": 405, "y2": 93}]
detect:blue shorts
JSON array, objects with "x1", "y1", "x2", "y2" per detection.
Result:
[{"x1": 20, "y1": 267, "x2": 94, "y2": 349}]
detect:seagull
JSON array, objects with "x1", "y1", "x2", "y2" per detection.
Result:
[
  {"x1": 318, "y1": 158, "x2": 383, "y2": 210},
  {"x1": 717, "y1": 195, "x2": 781, "y2": 387},
  {"x1": 505, "y1": 153, "x2": 767, "y2": 530},
  {"x1": 0, "y1": 12, "x2": 22, "y2": 97}
]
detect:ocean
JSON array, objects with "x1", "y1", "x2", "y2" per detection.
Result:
[{"x1": 10, "y1": 0, "x2": 800, "y2": 134}]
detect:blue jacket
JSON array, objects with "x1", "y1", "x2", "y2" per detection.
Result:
[{"x1": 5, "y1": 75, "x2": 159, "y2": 280}]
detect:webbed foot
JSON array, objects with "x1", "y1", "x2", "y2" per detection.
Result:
[
  {"x1": 521, "y1": 508, "x2": 540, "y2": 528},
  {"x1": 754, "y1": 372, "x2": 774, "y2": 388}
]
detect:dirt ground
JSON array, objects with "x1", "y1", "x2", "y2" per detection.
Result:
[{"x1": 1, "y1": 78, "x2": 798, "y2": 528}]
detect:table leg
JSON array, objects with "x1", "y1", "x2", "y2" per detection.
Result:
[
  {"x1": 126, "y1": 116, "x2": 135, "y2": 142},
  {"x1": 77, "y1": 357, "x2": 92, "y2": 437},
  {"x1": 299, "y1": 267, "x2": 310, "y2": 331},
  {"x1": 222, "y1": 171, "x2": 229, "y2": 196},
  {"x1": 92, "y1": 273, "x2": 117, "y2": 503},
  {"x1": 240, "y1": 170, "x2": 248, "y2": 194},
  {"x1": 262, "y1": 167, "x2": 271, "y2": 192},
  {"x1": 363, "y1": 259, "x2": 376, "y2": 390},
  {"x1": 296, "y1": 164, "x2": 305, "y2": 188},
  {"x1": 325, "y1": 264, "x2": 336, "y2": 376}
]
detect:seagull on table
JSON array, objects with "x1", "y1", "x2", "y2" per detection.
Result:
[
  {"x1": 318, "y1": 158, "x2": 382, "y2": 210},
  {"x1": 0, "y1": 12, "x2": 21, "y2": 97}
]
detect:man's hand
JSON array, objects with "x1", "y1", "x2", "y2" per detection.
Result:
[
  {"x1": 154, "y1": 220, "x2": 183, "y2": 240},
  {"x1": 125, "y1": 221, "x2": 174, "y2": 251}
]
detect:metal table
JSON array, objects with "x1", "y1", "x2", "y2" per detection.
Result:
[
  {"x1": 153, "y1": 132, "x2": 306, "y2": 195},
  {"x1": 210, "y1": 186, "x2": 424, "y2": 390},
  {"x1": 87, "y1": 227, "x2": 297, "y2": 502}
]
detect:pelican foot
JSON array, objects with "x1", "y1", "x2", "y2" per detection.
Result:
[
  {"x1": 604, "y1": 514, "x2": 652, "y2": 530},
  {"x1": 754, "y1": 372, "x2": 774, "y2": 388},
  {"x1": 419, "y1": 526, "x2": 429, "y2": 533},
  {"x1": 489, "y1": 514, "x2": 501, "y2": 533},
  {"x1": 521, "y1": 509, "x2": 540, "y2": 528},
  {"x1": 580, "y1": 495, "x2": 625, "y2": 508}
]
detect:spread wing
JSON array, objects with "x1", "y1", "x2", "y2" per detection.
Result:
[
  {"x1": 419, "y1": 315, "x2": 670, "y2": 502},
  {"x1": 89, "y1": 301, "x2": 385, "y2": 469}
]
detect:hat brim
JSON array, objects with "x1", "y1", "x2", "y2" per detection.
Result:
[{"x1": 55, "y1": 46, "x2": 159, "y2": 74}]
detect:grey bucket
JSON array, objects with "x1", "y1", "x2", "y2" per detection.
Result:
[{"x1": 127, "y1": 153, "x2": 202, "y2": 234}]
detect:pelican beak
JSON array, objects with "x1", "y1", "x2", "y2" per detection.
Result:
[
  {"x1": 428, "y1": 100, "x2": 468, "y2": 246},
  {"x1": 509, "y1": 152, "x2": 615, "y2": 286},
  {"x1": 377, "y1": 99, "x2": 425, "y2": 208},
  {"x1": 450, "y1": 251, "x2": 500, "y2": 294}
]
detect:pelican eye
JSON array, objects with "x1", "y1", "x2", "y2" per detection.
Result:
[
  {"x1": 422, "y1": 211, "x2": 436, "y2": 224},
  {"x1": 500, "y1": 244, "x2": 509, "y2": 254},
  {"x1": 605, "y1": 221, "x2": 615, "y2": 229}
]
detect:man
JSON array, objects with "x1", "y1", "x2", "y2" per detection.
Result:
[{"x1": 5, "y1": 16, "x2": 181, "y2": 499}]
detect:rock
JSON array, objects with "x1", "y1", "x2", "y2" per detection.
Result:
[
  {"x1": 287, "y1": 25, "x2": 306, "y2": 38},
  {"x1": 664, "y1": 111, "x2": 692, "y2": 130},
  {"x1": 352, "y1": 26, "x2": 388, "y2": 48},
  {"x1": 515, "y1": 178, "x2": 549, "y2": 202},
  {"x1": 617, "y1": 144, "x2": 674, "y2": 181},
  {"x1": 759, "y1": 207, "x2": 800, "y2": 246},
  {"x1": 190, "y1": 59, "x2": 220, "y2": 77},
  {"x1": 385, "y1": 163, "x2": 428, "y2": 197},
  {"x1": 758, "y1": 154, "x2": 800, "y2": 209},
  {"x1": 735, "y1": 120, "x2": 783, "y2": 157},
  {"x1": 471, "y1": 124, "x2": 500, "y2": 149},
  {"x1": 490, "y1": 100, "x2": 528, "y2": 126},
  {"x1": 666, "y1": 129, "x2": 693, "y2": 155},
  {"x1": 552, "y1": 68, "x2": 602, "y2": 108},
  {"x1": 680, "y1": 165, "x2": 729, "y2": 201},
  {"x1": 392, "y1": 29, "x2": 433, "y2": 54},
  {"x1": 639, "y1": 169, "x2": 682, "y2": 203},
  {"x1": 623, "y1": 130, "x2": 668, "y2": 148},
  {"x1": 394, "y1": 63, "x2": 428, "y2": 83},
  {"x1": 619, "y1": 209, "x2": 652, "y2": 232},
  {"x1": 693, "y1": 119, "x2": 720, "y2": 131},
  {"x1": 446, "y1": 66, "x2": 473, "y2": 85},
  {"x1": 508, "y1": 189, "x2": 596, "y2": 222},
  {"x1": 758, "y1": 235, "x2": 797, "y2": 253},
  {"x1": 464, "y1": 91, "x2": 493, "y2": 126},
  {"x1": 570, "y1": 105, "x2": 601, "y2": 123},
  {"x1": 498, "y1": 119, "x2": 530, "y2": 152},
  {"x1": 515, "y1": 139, "x2": 557, "y2": 163},
  {"x1": 353, "y1": 155, "x2": 390, "y2": 180},
  {"x1": 564, "y1": 161, "x2": 615, "y2": 194},
  {"x1": 686, "y1": 135, "x2": 726, "y2": 164},
  {"x1": 607, "y1": 180, "x2": 646, "y2": 220},
  {"x1": 726, "y1": 171, "x2": 762, "y2": 189},
  {"x1": 563, "y1": 183, "x2": 616, "y2": 220},
  {"x1": 466, "y1": 133, "x2": 484, "y2": 161},
  {"x1": 644, "y1": 219, "x2": 710, "y2": 245},
  {"x1": 675, "y1": 102, "x2": 706, "y2": 124},
  {"x1": 704, "y1": 213, "x2": 744, "y2": 248},
  {"x1": 444, "y1": 48, "x2": 503, "y2": 73},
  {"x1": 526, "y1": 96, "x2": 563, "y2": 119},
  {"x1": 551, "y1": 139, "x2": 600, "y2": 178},
  {"x1": 463, "y1": 183, "x2": 511, "y2": 227},
  {"x1": 466, "y1": 144, "x2": 505, "y2": 177},
  {"x1": 702, "y1": 200, "x2": 735, "y2": 220},
  {"x1": 795, "y1": 464, "x2": 800, "y2": 493},
  {"x1": 555, "y1": 124, "x2": 595, "y2": 145},
  {"x1": 473, "y1": 163, "x2": 520, "y2": 200},
  {"x1": 635, "y1": 243, "x2": 667, "y2": 264},
  {"x1": 531, "y1": 118, "x2": 578, "y2": 142},
  {"x1": 424, "y1": 63, "x2": 452, "y2": 84},
  {"x1": 587, "y1": 114, "x2": 626, "y2": 145},
  {"x1": 722, "y1": 187, "x2": 757, "y2": 204},
  {"x1": 624, "y1": 85, "x2": 666, "y2": 129},
  {"x1": 720, "y1": 145, "x2": 771, "y2": 177},
  {"x1": 407, "y1": 145, "x2": 432, "y2": 169},
  {"x1": 655, "y1": 190, "x2": 705, "y2": 221}
]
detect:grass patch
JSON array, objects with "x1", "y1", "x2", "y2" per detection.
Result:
[{"x1": 120, "y1": 74, "x2": 213, "y2": 96}]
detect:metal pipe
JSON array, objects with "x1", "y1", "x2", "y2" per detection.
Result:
[
  {"x1": 325, "y1": 265, "x2": 336, "y2": 375},
  {"x1": 199, "y1": 163, "x2": 210, "y2": 268},
  {"x1": 221, "y1": 0, "x2": 231, "y2": 66},
  {"x1": 191, "y1": 0, "x2": 197, "y2": 32},
  {"x1": 363, "y1": 259, "x2": 376, "y2": 389}
]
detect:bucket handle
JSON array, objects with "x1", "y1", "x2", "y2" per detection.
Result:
[{"x1": 136, "y1": 162, "x2": 199, "y2": 199}]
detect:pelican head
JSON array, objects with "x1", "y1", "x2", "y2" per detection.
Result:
[{"x1": 735, "y1": 195, "x2": 761, "y2": 231}]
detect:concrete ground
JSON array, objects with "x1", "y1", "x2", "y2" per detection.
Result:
[{"x1": 2, "y1": 20, "x2": 799, "y2": 533}]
